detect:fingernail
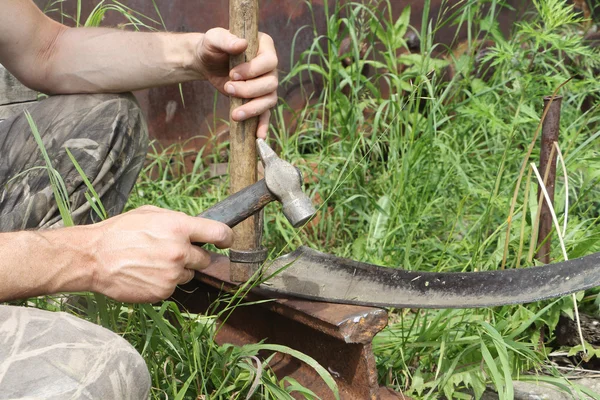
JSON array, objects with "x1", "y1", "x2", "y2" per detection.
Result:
[
  {"x1": 226, "y1": 84, "x2": 235, "y2": 95},
  {"x1": 230, "y1": 39, "x2": 240, "y2": 48},
  {"x1": 232, "y1": 73, "x2": 242, "y2": 81},
  {"x1": 236, "y1": 110, "x2": 246, "y2": 120}
]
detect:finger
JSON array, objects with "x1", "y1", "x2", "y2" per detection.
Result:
[
  {"x1": 185, "y1": 244, "x2": 213, "y2": 271},
  {"x1": 230, "y1": 33, "x2": 277, "y2": 80},
  {"x1": 232, "y1": 92, "x2": 278, "y2": 121},
  {"x1": 224, "y1": 71, "x2": 278, "y2": 99},
  {"x1": 177, "y1": 268, "x2": 195, "y2": 285},
  {"x1": 183, "y1": 217, "x2": 234, "y2": 248},
  {"x1": 256, "y1": 110, "x2": 271, "y2": 139},
  {"x1": 204, "y1": 27, "x2": 247, "y2": 56}
]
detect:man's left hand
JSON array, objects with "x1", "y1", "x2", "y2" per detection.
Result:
[{"x1": 195, "y1": 28, "x2": 278, "y2": 139}]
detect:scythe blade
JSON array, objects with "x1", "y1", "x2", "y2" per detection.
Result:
[{"x1": 259, "y1": 246, "x2": 600, "y2": 308}]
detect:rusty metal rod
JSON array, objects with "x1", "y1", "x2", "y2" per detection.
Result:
[
  {"x1": 536, "y1": 95, "x2": 562, "y2": 264},
  {"x1": 229, "y1": 0, "x2": 262, "y2": 282}
]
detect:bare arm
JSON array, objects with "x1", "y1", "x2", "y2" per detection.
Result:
[
  {"x1": 0, "y1": 0, "x2": 278, "y2": 137},
  {"x1": 34, "y1": 28, "x2": 204, "y2": 93},
  {"x1": 0, "y1": 0, "x2": 197, "y2": 93},
  {"x1": 0, "y1": 228, "x2": 95, "y2": 301},
  {"x1": 0, "y1": 207, "x2": 233, "y2": 303}
]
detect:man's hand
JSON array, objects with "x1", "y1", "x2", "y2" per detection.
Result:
[
  {"x1": 88, "y1": 206, "x2": 233, "y2": 303},
  {"x1": 195, "y1": 28, "x2": 278, "y2": 139},
  {"x1": 0, "y1": 206, "x2": 233, "y2": 303}
]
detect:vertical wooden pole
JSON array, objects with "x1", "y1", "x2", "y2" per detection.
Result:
[
  {"x1": 229, "y1": 0, "x2": 261, "y2": 282},
  {"x1": 536, "y1": 95, "x2": 562, "y2": 264}
]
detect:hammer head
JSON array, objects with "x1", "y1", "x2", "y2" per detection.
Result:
[{"x1": 257, "y1": 139, "x2": 317, "y2": 228}]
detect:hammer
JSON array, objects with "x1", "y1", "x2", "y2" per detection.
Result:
[{"x1": 196, "y1": 139, "x2": 316, "y2": 231}]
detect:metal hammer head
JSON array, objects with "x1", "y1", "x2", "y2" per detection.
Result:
[{"x1": 257, "y1": 139, "x2": 317, "y2": 228}]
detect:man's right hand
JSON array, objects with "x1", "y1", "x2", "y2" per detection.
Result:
[{"x1": 87, "y1": 205, "x2": 233, "y2": 303}]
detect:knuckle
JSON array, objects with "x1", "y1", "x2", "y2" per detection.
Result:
[
  {"x1": 173, "y1": 210, "x2": 190, "y2": 224},
  {"x1": 166, "y1": 246, "x2": 186, "y2": 264},
  {"x1": 158, "y1": 287, "x2": 175, "y2": 301},
  {"x1": 262, "y1": 33, "x2": 274, "y2": 45},
  {"x1": 268, "y1": 93, "x2": 278, "y2": 107},
  {"x1": 165, "y1": 269, "x2": 181, "y2": 285},
  {"x1": 186, "y1": 269, "x2": 196, "y2": 281},
  {"x1": 170, "y1": 212, "x2": 191, "y2": 234},
  {"x1": 268, "y1": 75, "x2": 278, "y2": 89}
]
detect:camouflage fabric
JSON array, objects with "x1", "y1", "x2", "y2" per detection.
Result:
[
  {"x1": 0, "y1": 305, "x2": 150, "y2": 400},
  {"x1": 0, "y1": 93, "x2": 151, "y2": 399},
  {"x1": 0, "y1": 93, "x2": 149, "y2": 230}
]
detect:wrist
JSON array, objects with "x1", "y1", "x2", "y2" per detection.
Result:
[
  {"x1": 38, "y1": 226, "x2": 99, "y2": 295},
  {"x1": 178, "y1": 32, "x2": 206, "y2": 80}
]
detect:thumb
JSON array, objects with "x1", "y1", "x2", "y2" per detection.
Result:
[{"x1": 204, "y1": 27, "x2": 247, "y2": 56}]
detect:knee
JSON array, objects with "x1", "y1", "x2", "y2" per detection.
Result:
[
  {"x1": 54, "y1": 311, "x2": 152, "y2": 399},
  {"x1": 0, "y1": 307, "x2": 151, "y2": 399},
  {"x1": 110, "y1": 93, "x2": 149, "y2": 154},
  {"x1": 100, "y1": 334, "x2": 152, "y2": 399},
  {"x1": 42, "y1": 92, "x2": 149, "y2": 155},
  {"x1": 75, "y1": 93, "x2": 149, "y2": 155}
]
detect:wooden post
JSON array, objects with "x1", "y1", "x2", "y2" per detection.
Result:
[
  {"x1": 536, "y1": 96, "x2": 562, "y2": 264},
  {"x1": 229, "y1": 0, "x2": 261, "y2": 282}
]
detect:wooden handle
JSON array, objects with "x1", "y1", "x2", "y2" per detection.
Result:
[{"x1": 229, "y1": 0, "x2": 261, "y2": 282}]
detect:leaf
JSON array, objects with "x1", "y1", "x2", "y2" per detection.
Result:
[
  {"x1": 281, "y1": 377, "x2": 319, "y2": 398},
  {"x1": 352, "y1": 235, "x2": 367, "y2": 261},
  {"x1": 481, "y1": 343, "x2": 505, "y2": 399},
  {"x1": 242, "y1": 344, "x2": 340, "y2": 400},
  {"x1": 140, "y1": 304, "x2": 183, "y2": 360},
  {"x1": 394, "y1": 6, "x2": 411, "y2": 40},
  {"x1": 174, "y1": 371, "x2": 197, "y2": 400},
  {"x1": 479, "y1": 322, "x2": 514, "y2": 400},
  {"x1": 65, "y1": 147, "x2": 107, "y2": 220},
  {"x1": 367, "y1": 195, "x2": 392, "y2": 253},
  {"x1": 25, "y1": 111, "x2": 74, "y2": 227}
]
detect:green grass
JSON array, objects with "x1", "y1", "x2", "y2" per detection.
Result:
[{"x1": 19, "y1": 0, "x2": 600, "y2": 398}]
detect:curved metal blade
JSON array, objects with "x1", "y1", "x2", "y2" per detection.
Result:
[{"x1": 260, "y1": 246, "x2": 600, "y2": 309}]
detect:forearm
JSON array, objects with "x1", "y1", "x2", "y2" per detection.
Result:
[
  {"x1": 37, "y1": 27, "x2": 203, "y2": 94},
  {"x1": 0, "y1": 227, "x2": 95, "y2": 302}
]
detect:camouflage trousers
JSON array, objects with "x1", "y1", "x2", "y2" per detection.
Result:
[
  {"x1": 0, "y1": 93, "x2": 148, "y2": 230},
  {"x1": 0, "y1": 94, "x2": 151, "y2": 399}
]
